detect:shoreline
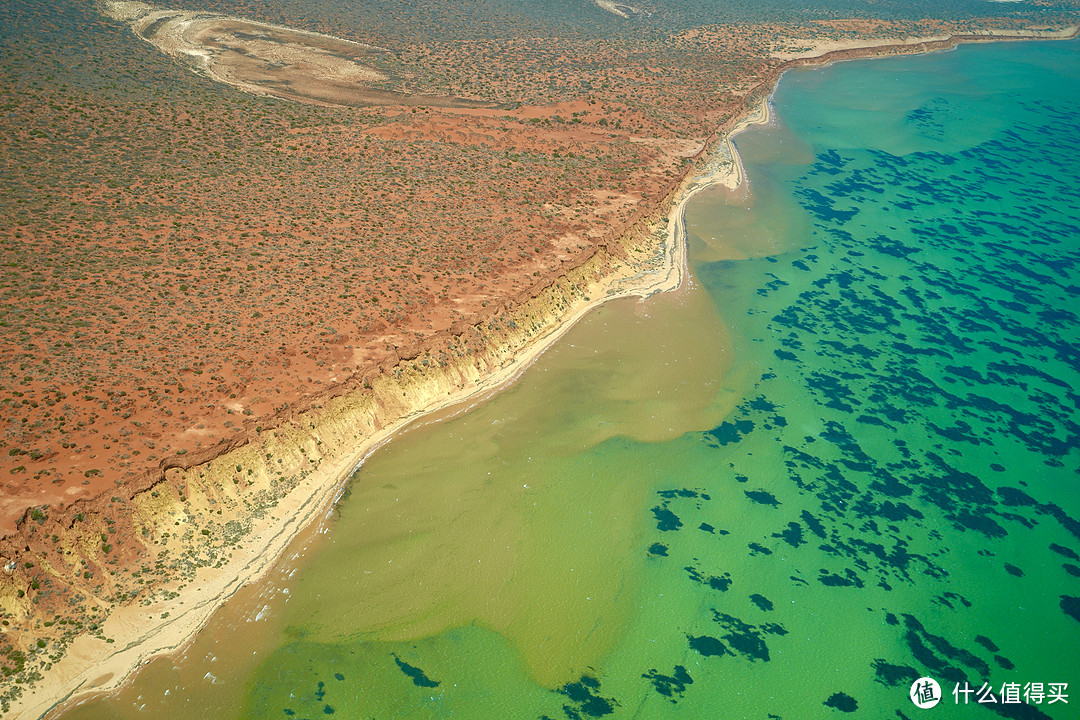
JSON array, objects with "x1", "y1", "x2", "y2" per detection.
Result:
[
  {"x1": 715, "y1": 92, "x2": 773, "y2": 191},
  {"x1": 770, "y1": 23, "x2": 1078, "y2": 61},
  {"x1": 6, "y1": 24, "x2": 1078, "y2": 720},
  {"x1": 15, "y1": 120, "x2": 702, "y2": 720}
]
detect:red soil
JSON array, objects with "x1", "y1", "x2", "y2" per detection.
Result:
[
  {"x1": 0, "y1": 5, "x2": 1069, "y2": 539},
  {"x1": 0, "y1": 98, "x2": 702, "y2": 536}
]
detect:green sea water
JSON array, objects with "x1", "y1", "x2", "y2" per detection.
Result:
[{"x1": 62, "y1": 38, "x2": 1080, "y2": 719}]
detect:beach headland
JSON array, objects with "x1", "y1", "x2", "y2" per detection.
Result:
[{"x1": 1, "y1": 17, "x2": 1077, "y2": 720}]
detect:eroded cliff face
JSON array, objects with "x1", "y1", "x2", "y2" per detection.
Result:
[{"x1": 0, "y1": 208, "x2": 673, "y2": 712}]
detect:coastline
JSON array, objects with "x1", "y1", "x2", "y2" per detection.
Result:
[
  {"x1": 12, "y1": 122, "x2": 702, "y2": 720},
  {"x1": 770, "y1": 24, "x2": 1078, "y2": 61},
  {"x1": 715, "y1": 92, "x2": 773, "y2": 191},
  {"x1": 5, "y1": 25, "x2": 1077, "y2": 720}
]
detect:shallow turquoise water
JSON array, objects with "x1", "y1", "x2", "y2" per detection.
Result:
[{"x1": 62, "y1": 37, "x2": 1080, "y2": 720}]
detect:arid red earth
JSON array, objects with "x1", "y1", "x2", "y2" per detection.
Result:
[
  {"x1": 3, "y1": 6, "x2": 1065, "y2": 533},
  {"x1": 1, "y1": 0, "x2": 1078, "y2": 710}
]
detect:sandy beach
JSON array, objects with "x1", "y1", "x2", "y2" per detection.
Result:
[
  {"x1": 769, "y1": 24, "x2": 1078, "y2": 61},
  {"x1": 6, "y1": 23, "x2": 1078, "y2": 720}
]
